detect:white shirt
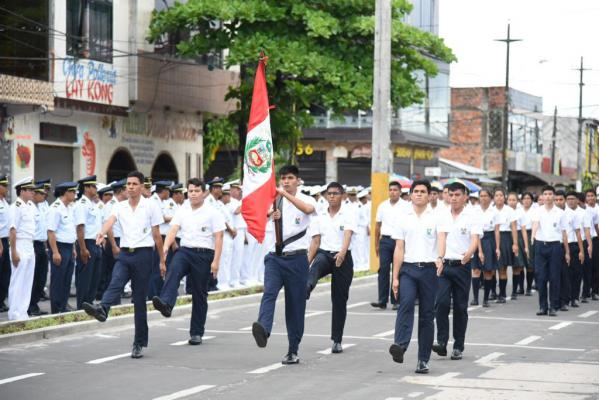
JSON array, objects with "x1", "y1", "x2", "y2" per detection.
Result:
[
  {"x1": 34, "y1": 202, "x2": 48, "y2": 241},
  {"x1": 439, "y1": 207, "x2": 482, "y2": 260},
  {"x1": 171, "y1": 202, "x2": 226, "y2": 249},
  {"x1": 8, "y1": 197, "x2": 36, "y2": 241},
  {"x1": 310, "y1": 205, "x2": 357, "y2": 252},
  {"x1": 161, "y1": 197, "x2": 178, "y2": 236},
  {"x1": 0, "y1": 197, "x2": 9, "y2": 238},
  {"x1": 316, "y1": 197, "x2": 328, "y2": 215},
  {"x1": 392, "y1": 206, "x2": 439, "y2": 263},
  {"x1": 579, "y1": 207, "x2": 593, "y2": 240},
  {"x1": 74, "y1": 195, "x2": 103, "y2": 240},
  {"x1": 376, "y1": 199, "x2": 407, "y2": 236},
  {"x1": 585, "y1": 205, "x2": 598, "y2": 238},
  {"x1": 111, "y1": 196, "x2": 164, "y2": 248},
  {"x1": 564, "y1": 207, "x2": 582, "y2": 243},
  {"x1": 494, "y1": 205, "x2": 517, "y2": 232},
  {"x1": 103, "y1": 198, "x2": 122, "y2": 238},
  {"x1": 357, "y1": 201, "x2": 371, "y2": 229},
  {"x1": 478, "y1": 206, "x2": 499, "y2": 232},
  {"x1": 47, "y1": 199, "x2": 77, "y2": 244},
  {"x1": 228, "y1": 198, "x2": 247, "y2": 230},
  {"x1": 270, "y1": 192, "x2": 317, "y2": 252},
  {"x1": 532, "y1": 205, "x2": 568, "y2": 242},
  {"x1": 520, "y1": 207, "x2": 535, "y2": 230}
]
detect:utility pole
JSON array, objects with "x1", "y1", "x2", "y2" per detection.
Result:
[
  {"x1": 495, "y1": 24, "x2": 521, "y2": 189},
  {"x1": 551, "y1": 106, "x2": 557, "y2": 175},
  {"x1": 576, "y1": 56, "x2": 589, "y2": 189},
  {"x1": 370, "y1": 0, "x2": 392, "y2": 271}
]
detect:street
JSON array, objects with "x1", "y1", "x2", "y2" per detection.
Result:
[{"x1": 0, "y1": 275, "x2": 598, "y2": 400}]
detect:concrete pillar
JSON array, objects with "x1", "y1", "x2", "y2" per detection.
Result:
[{"x1": 325, "y1": 146, "x2": 337, "y2": 182}]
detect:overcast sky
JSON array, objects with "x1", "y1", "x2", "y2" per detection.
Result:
[{"x1": 439, "y1": 0, "x2": 599, "y2": 119}]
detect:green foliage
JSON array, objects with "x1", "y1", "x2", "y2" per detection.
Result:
[
  {"x1": 203, "y1": 116, "x2": 239, "y2": 171},
  {"x1": 149, "y1": 0, "x2": 456, "y2": 167}
]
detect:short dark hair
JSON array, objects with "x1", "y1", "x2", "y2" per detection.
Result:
[
  {"x1": 127, "y1": 171, "x2": 144, "y2": 184},
  {"x1": 447, "y1": 182, "x2": 467, "y2": 194},
  {"x1": 410, "y1": 179, "x2": 431, "y2": 194},
  {"x1": 566, "y1": 191, "x2": 579, "y2": 199},
  {"x1": 187, "y1": 178, "x2": 204, "y2": 189},
  {"x1": 541, "y1": 185, "x2": 556, "y2": 194},
  {"x1": 326, "y1": 182, "x2": 344, "y2": 193},
  {"x1": 521, "y1": 192, "x2": 535, "y2": 202},
  {"x1": 278, "y1": 165, "x2": 299, "y2": 177},
  {"x1": 389, "y1": 181, "x2": 401, "y2": 189},
  {"x1": 585, "y1": 189, "x2": 596, "y2": 196},
  {"x1": 555, "y1": 189, "x2": 566, "y2": 198}
]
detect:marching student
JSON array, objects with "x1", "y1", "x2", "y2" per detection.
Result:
[
  {"x1": 531, "y1": 185, "x2": 569, "y2": 316},
  {"x1": 583, "y1": 189, "x2": 599, "y2": 301},
  {"x1": 507, "y1": 192, "x2": 529, "y2": 300},
  {"x1": 492, "y1": 188, "x2": 519, "y2": 303},
  {"x1": 433, "y1": 182, "x2": 481, "y2": 361},
  {"x1": 388, "y1": 180, "x2": 443, "y2": 374},
  {"x1": 28, "y1": 184, "x2": 49, "y2": 316},
  {"x1": 564, "y1": 191, "x2": 587, "y2": 309},
  {"x1": 152, "y1": 178, "x2": 225, "y2": 345},
  {"x1": 519, "y1": 192, "x2": 536, "y2": 295},
  {"x1": 472, "y1": 189, "x2": 500, "y2": 307},
  {"x1": 306, "y1": 182, "x2": 356, "y2": 354}
]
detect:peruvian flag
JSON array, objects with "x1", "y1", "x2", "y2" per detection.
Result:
[{"x1": 241, "y1": 55, "x2": 277, "y2": 243}]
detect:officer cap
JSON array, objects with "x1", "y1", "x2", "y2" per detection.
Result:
[
  {"x1": 207, "y1": 177, "x2": 224, "y2": 187},
  {"x1": 14, "y1": 176, "x2": 35, "y2": 190},
  {"x1": 36, "y1": 178, "x2": 52, "y2": 189},
  {"x1": 144, "y1": 177, "x2": 153, "y2": 188},
  {"x1": 358, "y1": 189, "x2": 369, "y2": 199},
  {"x1": 78, "y1": 175, "x2": 97, "y2": 187},
  {"x1": 111, "y1": 179, "x2": 126, "y2": 190},
  {"x1": 33, "y1": 183, "x2": 46, "y2": 193},
  {"x1": 171, "y1": 183, "x2": 185, "y2": 193},
  {"x1": 98, "y1": 183, "x2": 114, "y2": 195},
  {"x1": 154, "y1": 180, "x2": 173, "y2": 190},
  {"x1": 347, "y1": 186, "x2": 358, "y2": 195},
  {"x1": 0, "y1": 175, "x2": 8, "y2": 186},
  {"x1": 55, "y1": 181, "x2": 78, "y2": 192}
]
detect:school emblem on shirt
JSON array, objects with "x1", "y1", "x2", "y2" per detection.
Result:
[
  {"x1": 143, "y1": 227, "x2": 148, "y2": 234},
  {"x1": 201, "y1": 226, "x2": 208, "y2": 232},
  {"x1": 294, "y1": 216, "x2": 301, "y2": 225},
  {"x1": 339, "y1": 225, "x2": 345, "y2": 231},
  {"x1": 426, "y1": 227, "x2": 433, "y2": 236},
  {"x1": 244, "y1": 136, "x2": 273, "y2": 175},
  {"x1": 460, "y1": 227, "x2": 468, "y2": 235},
  {"x1": 553, "y1": 222, "x2": 557, "y2": 228}
]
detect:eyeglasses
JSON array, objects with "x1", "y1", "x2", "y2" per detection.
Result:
[{"x1": 326, "y1": 191, "x2": 342, "y2": 196}]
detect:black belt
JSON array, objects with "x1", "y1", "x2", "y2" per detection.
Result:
[
  {"x1": 404, "y1": 261, "x2": 436, "y2": 268},
  {"x1": 184, "y1": 247, "x2": 214, "y2": 254},
  {"x1": 34, "y1": 240, "x2": 46, "y2": 245},
  {"x1": 381, "y1": 235, "x2": 393, "y2": 240},
  {"x1": 270, "y1": 249, "x2": 307, "y2": 257},
  {"x1": 120, "y1": 246, "x2": 153, "y2": 253},
  {"x1": 319, "y1": 249, "x2": 351, "y2": 255},
  {"x1": 538, "y1": 240, "x2": 560, "y2": 246},
  {"x1": 445, "y1": 259, "x2": 466, "y2": 267},
  {"x1": 593, "y1": 237, "x2": 599, "y2": 242}
]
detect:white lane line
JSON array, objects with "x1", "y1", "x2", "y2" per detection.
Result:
[
  {"x1": 94, "y1": 333, "x2": 118, "y2": 339},
  {"x1": 0, "y1": 373, "x2": 45, "y2": 385},
  {"x1": 248, "y1": 363, "x2": 285, "y2": 374},
  {"x1": 432, "y1": 372, "x2": 461, "y2": 384},
  {"x1": 467, "y1": 305, "x2": 481, "y2": 312},
  {"x1": 317, "y1": 343, "x2": 356, "y2": 355},
  {"x1": 475, "y1": 352, "x2": 505, "y2": 364},
  {"x1": 239, "y1": 326, "x2": 253, "y2": 331},
  {"x1": 549, "y1": 321, "x2": 573, "y2": 330},
  {"x1": 346, "y1": 301, "x2": 369, "y2": 309},
  {"x1": 170, "y1": 336, "x2": 215, "y2": 346},
  {"x1": 86, "y1": 353, "x2": 130, "y2": 364},
  {"x1": 408, "y1": 392, "x2": 424, "y2": 398},
  {"x1": 384, "y1": 398, "x2": 403, "y2": 400},
  {"x1": 152, "y1": 385, "x2": 215, "y2": 400},
  {"x1": 373, "y1": 329, "x2": 395, "y2": 338},
  {"x1": 579, "y1": 310, "x2": 598, "y2": 318},
  {"x1": 514, "y1": 335, "x2": 541, "y2": 346},
  {"x1": 305, "y1": 311, "x2": 328, "y2": 318}
]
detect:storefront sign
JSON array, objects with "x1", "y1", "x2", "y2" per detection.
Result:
[
  {"x1": 122, "y1": 136, "x2": 156, "y2": 165},
  {"x1": 351, "y1": 145, "x2": 372, "y2": 158},
  {"x1": 394, "y1": 145, "x2": 434, "y2": 160}
]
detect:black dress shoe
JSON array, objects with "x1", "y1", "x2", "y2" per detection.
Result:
[
  {"x1": 331, "y1": 342, "x2": 343, "y2": 354},
  {"x1": 489, "y1": 293, "x2": 497, "y2": 301},
  {"x1": 188, "y1": 335, "x2": 202, "y2": 345},
  {"x1": 370, "y1": 302, "x2": 387, "y2": 310},
  {"x1": 0, "y1": 303, "x2": 7, "y2": 313},
  {"x1": 450, "y1": 349, "x2": 463, "y2": 360},
  {"x1": 415, "y1": 360, "x2": 429, "y2": 374},
  {"x1": 517, "y1": 289, "x2": 525, "y2": 295},
  {"x1": 559, "y1": 305, "x2": 569, "y2": 312},
  {"x1": 496, "y1": 297, "x2": 506, "y2": 304},
  {"x1": 432, "y1": 343, "x2": 447, "y2": 357},
  {"x1": 389, "y1": 343, "x2": 406, "y2": 364},
  {"x1": 470, "y1": 299, "x2": 479, "y2": 306},
  {"x1": 548, "y1": 309, "x2": 558, "y2": 316},
  {"x1": 525, "y1": 290, "x2": 532, "y2": 296},
  {"x1": 510, "y1": 293, "x2": 518, "y2": 300},
  {"x1": 252, "y1": 322, "x2": 268, "y2": 348},
  {"x1": 581, "y1": 297, "x2": 589, "y2": 303},
  {"x1": 482, "y1": 301, "x2": 490, "y2": 308},
  {"x1": 282, "y1": 352, "x2": 299, "y2": 364},
  {"x1": 536, "y1": 309, "x2": 548, "y2": 316},
  {"x1": 592, "y1": 294, "x2": 599, "y2": 301},
  {"x1": 131, "y1": 344, "x2": 143, "y2": 359},
  {"x1": 82, "y1": 302, "x2": 107, "y2": 322},
  {"x1": 152, "y1": 296, "x2": 172, "y2": 318},
  {"x1": 391, "y1": 304, "x2": 398, "y2": 311},
  {"x1": 570, "y1": 300, "x2": 579, "y2": 308}
]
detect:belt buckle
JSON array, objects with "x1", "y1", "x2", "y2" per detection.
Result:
[
  {"x1": 128, "y1": 248, "x2": 135, "y2": 253},
  {"x1": 416, "y1": 262, "x2": 424, "y2": 268}
]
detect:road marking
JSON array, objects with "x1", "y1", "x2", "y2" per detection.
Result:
[
  {"x1": 239, "y1": 326, "x2": 253, "y2": 331},
  {"x1": 432, "y1": 372, "x2": 461, "y2": 384},
  {"x1": 305, "y1": 311, "x2": 328, "y2": 318},
  {"x1": 549, "y1": 321, "x2": 573, "y2": 330},
  {"x1": 346, "y1": 301, "x2": 369, "y2": 309},
  {"x1": 170, "y1": 336, "x2": 215, "y2": 346},
  {"x1": 317, "y1": 343, "x2": 356, "y2": 355},
  {"x1": 152, "y1": 385, "x2": 215, "y2": 400},
  {"x1": 373, "y1": 329, "x2": 395, "y2": 337},
  {"x1": 384, "y1": 398, "x2": 403, "y2": 400},
  {"x1": 0, "y1": 373, "x2": 44, "y2": 385},
  {"x1": 248, "y1": 362, "x2": 285, "y2": 374},
  {"x1": 86, "y1": 353, "x2": 130, "y2": 364},
  {"x1": 475, "y1": 352, "x2": 504, "y2": 364},
  {"x1": 579, "y1": 310, "x2": 598, "y2": 318},
  {"x1": 515, "y1": 335, "x2": 541, "y2": 345},
  {"x1": 467, "y1": 305, "x2": 481, "y2": 312},
  {"x1": 408, "y1": 392, "x2": 424, "y2": 398},
  {"x1": 94, "y1": 333, "x2": 118, "y2": 339}
]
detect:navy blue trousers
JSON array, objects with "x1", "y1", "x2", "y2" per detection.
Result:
[
  {"x1": 258, "y1": 252, "x2": 308, "y2": 354},
  {"x1": 592, "y1": 238, "x2": 599, "y2": 295},
  {"x1": 101, "y1": 248, "x2": 153, "y2": 346},
  {"x1": 378, "y1": 236, "x2": 397, "y2": 305},
  {"x1": 0, "y1": 237, "x2": 10, "y2": 304},
  {"x1": 535, "y1": 242, "x2": 563, "y2": 311},
  {"x1": 160, "y1": 247, "x2": 214, "y2": 337},
  {"x1": 75, "y1": 240, "x2": 102, "y2": 309},
  {"x1": 562, "y1": 243, "x2": 580, "y2": 305},
  {"x1": 435, "y1": 262, "x2": 471, "y2": 351},
  {"x1": 581, "y1": 241, "x2": 592, "y2": 298},
  {"x1": 50, "y1": 242, "x2": 75, "y2": 313},
  {"x1": 29, "y1": 241, "x2": 48, "y2": 311},
  {"x1": 393, "y1": 263, "x2": 438, "y2": 362}
]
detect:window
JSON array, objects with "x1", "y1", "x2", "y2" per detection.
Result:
[
  {"x1": 487, "y1": 110, "x2": 503, "y2": 149},
  {"x1": 67, "y1": 0, "x2": 113, "y2": 63}
]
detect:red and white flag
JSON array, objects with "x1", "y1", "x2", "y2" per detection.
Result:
[{"x1": 241, "y1": 56, "x2": 277, "y2": 243}]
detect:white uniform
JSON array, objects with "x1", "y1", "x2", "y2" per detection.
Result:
[
  {"x1": 564, "y1": 207, "x2": 582, "y2": 244},
  {"x1": 439, "y1": 207, "x2": 482, "y2": 261},
  {"x1": 585, "y1": 205, "x2": 598, "y2": 239},
  {"x1": 171, "y1": 203, "x2": 226, "y2": 249},
  {"x1": 0, "y1": 196, "x2": 10, "y2": 239},
  {"x1": 228, "y1": 197, "x2": 248, "y2": 286},
  {"x1": 269, "y1": 192, "x2": 317, "y2": 253},
  {"x1": 111, "y1": 196, "x2": 163, "y2": 248},
  {"x1": 353, "y1": 201, "x2": 371, "y2": 271},
  {"x1": 103, "y1": 198, "x2": 122, "y2": 239},
  {"x1": 310, "y1": 205, "x2": 357, "y2": 251},
  {"x1": 392, "y1": 206, "x2": 440, "y2": 262},
  {"x1": 532, "y1": 206, "x2": 568, "y2": 242},
  {"x1": 160, "y1": 196, "x2": 177, "y2": 237},
  {"x1": 376, "y1": 199, "x2": 407, "y2": 237},
  {"x1": 47, "y1": 199, "x2": 77, "y2": 244},
  {"x1": 7, "y1": 197, "x2": 36, "y2": 321},
  {"x1": 73, "y1": 195, "x2": 103, "y2": 240},
  {"x1": 208, "y1": 195, "x2": 235, "y2": 289}
]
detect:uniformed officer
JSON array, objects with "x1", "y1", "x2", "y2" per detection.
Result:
[
  {"x1": 493, "y1": 188, "x2": 519, "y2": 303},
  {"x1": 531, "y1": 185, "x2": 570, "y2": 316},
  {"x1": 306, "y1": 182, "x2": 356, "y2": 354},
  {"x1": 372, "y1": 181, "x2": 406, "y2": 310},
  {"x1": 251, "y1": 165, "x2": 316, "y2": 365},
  {"x1": 0, "y1": 175, "x2": 10, "y2": 312},
  {"x1": 388, "y1": 180, "x2": 443, "y2": 374},
  {"x1": 228, "y1": 181, "x2": 248, "y2": 287},
  {"x1": 353, "y1": 189, "x2": 371, "y2": 271},
  {"x1": 152, "y1": 178, "x2": 225, "y2": 345},
  {"x1": 35, "y1": 178, "x2": 52, "y2": 302},
  {"x1": 142, "y1": 177, "x2": 152, "y2": 198},
  {"x1": 28, "y1": 184, "x2": 49, "y2": 316},
  {"x1": 432, "y1": 182, "x2": 481, "y2": 361},
  {"x1": 7, "y1": 177, "x2": 37, "y2": 321},
  {"x1": 83, "y1": 171, "x2": 165, "y2": 359},
  {"x1": 73, "y1": 176, "x2": 103, "y2": 310},
  {"x1": 47, "y1": 182, "x2": 78, "y2": 313}
]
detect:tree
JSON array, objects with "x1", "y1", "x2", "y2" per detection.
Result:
[{"x1": 148, "y1": 0, "x2": 456, "y2": 171}]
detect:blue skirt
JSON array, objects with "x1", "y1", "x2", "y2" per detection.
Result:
[
  {"x1": 498, "y1": 231, "x2": 514, "y2": 267},
  {"x1": 480, "y1": 231, "x2": 498, "y2": 271}
]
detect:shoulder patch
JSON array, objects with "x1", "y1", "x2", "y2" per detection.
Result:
[
  {"x1": 80, "y1": 198, "x2": 87, "y2": 204},
  {"x1": 110, "y1": 199, "x2": 116, "y2": 204},
  {"x1": 52, "y1": 202, "x2": 60, "y2": 208}
]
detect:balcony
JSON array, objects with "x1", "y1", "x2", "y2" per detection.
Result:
[{"x1": 0, "y1": 74, "x2": 54, "y2": 110}]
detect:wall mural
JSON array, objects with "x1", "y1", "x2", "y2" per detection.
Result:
[{"x1": 81, "y1": 132, "x2": 96, "y2": 175}]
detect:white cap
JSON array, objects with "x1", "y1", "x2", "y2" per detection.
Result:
[
  {"x1": 358, "y1": 189, "x2": 369, "y2": 198},
  {"x1": 223, "y1": 183, "x2": 231, "y2": 191},
  {"x1": 310, "y1": 186, "x2": 321, "y2": 196},
  {"x1": 401, "y1": 187, "x2": 410, "y2": 194},
  {"x1": 150, "y1": 184, "x2": 156, "y2": 193},
  {"x1": 14, "y1": 176, "x2": 34, "y2": 189},
  {"x1": 469, "y1": 192, "x2": 479, "y2": 199}
]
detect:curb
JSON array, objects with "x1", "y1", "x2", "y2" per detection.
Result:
[{"x1": 0, "y1": 273, "x2": 376, "y2": 347}]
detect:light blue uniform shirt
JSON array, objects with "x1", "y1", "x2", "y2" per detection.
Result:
[
  {"x1": 47, "y1": 199, "x2": 77, "y2": 244},
  {"x1": 74, "y1": 195, "x2": 103, "y2": 240},
  {"x1": 34, "y1": 202, "x2": 48, "y2": 241},
  {"x1": 0, "y1": 197, "x2": 8, "y2": 238}
]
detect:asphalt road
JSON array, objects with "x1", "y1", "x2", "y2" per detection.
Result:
[{"x1": 1, "y1": 275, "x2": 598, "y2": 400}]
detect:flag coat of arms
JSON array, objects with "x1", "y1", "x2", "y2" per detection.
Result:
[{"x1": 241, "y1": 56, "x2": 277, "y2": 243}]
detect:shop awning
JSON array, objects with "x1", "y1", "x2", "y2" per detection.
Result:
[{"x1": 508, "y1": 170, "x2": 573, "y2": 186}]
